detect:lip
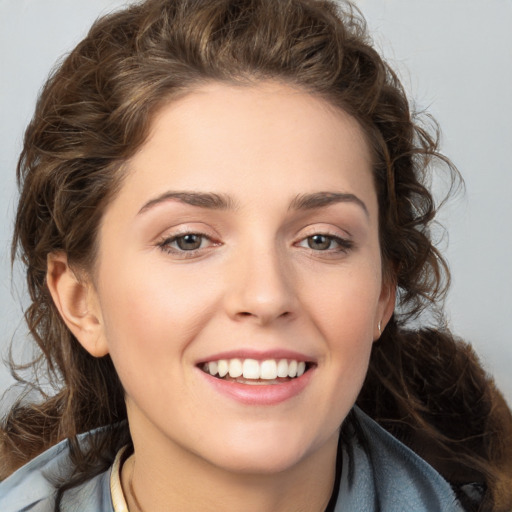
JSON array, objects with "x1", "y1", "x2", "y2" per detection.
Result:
[
  {"x1": 195, "y1": 349, "x2": 316, "y2": 406},
  {"x1": 196, "y1": 363, "x2": 315, "y2": 407}
]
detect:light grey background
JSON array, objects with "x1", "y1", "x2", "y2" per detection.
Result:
[{"x1": 1, "y1": 0, "x2": 511, "y2": 406}]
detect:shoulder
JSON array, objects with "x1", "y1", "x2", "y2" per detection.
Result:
[
  {"x1": 336, "y1": 407, "x2": 466, "y2": 512},
  {"x1": 0, "y1": 432, "x2": 114, "y2": 512}
]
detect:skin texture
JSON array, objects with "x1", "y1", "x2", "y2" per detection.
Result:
[{"x1": 47, "y1": 82, "x2": 395, "y2": 512}]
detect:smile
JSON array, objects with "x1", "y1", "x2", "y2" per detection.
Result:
[
  {"x1": 198, "y1": 356, "x2": 315, "y2": 405},
  {"x1": 201, "y1": 358, "x2": 310, "y2": 384}
]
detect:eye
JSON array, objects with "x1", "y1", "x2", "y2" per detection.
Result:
[
  {"x1": 297, "y1": 234, "x2": 353, "y2": 252},
  {"x1": 158, "y1": 232, "x2": 216, "y2": 255},
  {"x1": 307, "y1": 234, "x2": 334, "y2": 251},
  {"x1": 173, "y1": 233, "x2": 206, "y2": 251}
]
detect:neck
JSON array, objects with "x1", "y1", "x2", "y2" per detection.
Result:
[{"x1": 122, "y1": 415, "x2": 340, "y2": 512}]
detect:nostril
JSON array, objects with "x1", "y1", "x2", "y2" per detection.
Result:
[{"x1": 236, "y1": 311, "x2": 291, "y2": 319}]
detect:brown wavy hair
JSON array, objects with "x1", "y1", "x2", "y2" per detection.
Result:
[{"x1": 2, "y1": 0, "x2": 511, "y2": 510}]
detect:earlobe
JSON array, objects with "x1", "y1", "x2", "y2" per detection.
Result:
[
  {"x1": 46, "y1": 252, "x2": 109, "y2": 357},
  {"x1": 375, "y1": 280, "x2": 397, "y2": 340}
]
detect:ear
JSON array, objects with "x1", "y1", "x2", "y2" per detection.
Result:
[
  {"x1": 374, "y1": 278, "x2": 396, "y2": 341},
  {"x1": 46, "y1": 252, "x2": 109, "y2": 357}
]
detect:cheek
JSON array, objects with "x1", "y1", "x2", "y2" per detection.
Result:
[
  {"x1": 302, "y1": 266, "x2": 382, "y2": 341},
  {"x1": 299, "y1": 263, "x2": 381, "y2": 394},
  {"x1": 95, "y1": 258, "x2": 220, "y2": 376}
]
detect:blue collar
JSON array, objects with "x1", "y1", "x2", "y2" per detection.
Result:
[{"x1": 0, "y1": 407, "x2": 464, "y2": 511}]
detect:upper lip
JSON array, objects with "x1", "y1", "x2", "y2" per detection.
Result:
[{"x1": 196, "y1": 349, "x2": 316, "y2": 365}]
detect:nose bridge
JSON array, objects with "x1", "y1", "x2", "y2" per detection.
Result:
[{"x1": 225, "y1": 236, "x2": 296, "y2": 324}]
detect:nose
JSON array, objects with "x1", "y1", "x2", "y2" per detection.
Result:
[{"x1": 223, "y1": 244, "x2": 298, "y2": 326}]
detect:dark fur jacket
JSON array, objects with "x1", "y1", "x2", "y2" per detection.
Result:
[{"x1": 358, "y1": 328, "x2": 512, "y2": 512}]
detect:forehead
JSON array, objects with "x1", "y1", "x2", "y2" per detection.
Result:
[
  {"x1": 110, "y1": 81, "x2": 376, "y2": 216},
  {"x1": 145, "y1": 81, "x2": 372, "y2": 164}
]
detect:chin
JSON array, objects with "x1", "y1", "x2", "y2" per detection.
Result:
[
  {"x1": 209, "y1": 448, "x2": 307, "y2": 476},
  {"x1": 196, "y1": 427, "x2": 326, "y2": 476}
]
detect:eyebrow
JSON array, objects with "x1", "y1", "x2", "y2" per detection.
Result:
[
  {"x1": 138, "y1": 191, "x2": 237, "y2": 214},
  {"x1": 289, "y1": 192, "x2": 369, "y2": 217},
  {"x1": 138, "y1": 190, "x2": 368, "y2": 217}
]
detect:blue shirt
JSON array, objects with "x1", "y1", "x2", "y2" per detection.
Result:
[{"x1": 0, "y1": 407, "x2": 465, "y2": 511}]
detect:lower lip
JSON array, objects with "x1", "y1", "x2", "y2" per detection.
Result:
[{"x1": 198, "y1": 368, "x2": 314, "y2": 405}]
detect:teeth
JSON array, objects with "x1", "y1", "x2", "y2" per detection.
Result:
[
  {"x1": 228, "y1": 358, "x2": 243, "y2": 378},
  {"x1": 203, "y1": 358, "x2": 309, "y2": 381},
  {"x1": 276, "y1": 359, "x2": 289, "y2": 378},
  {"x1": 208, "y1": 361, "x2": 218, "y2": 376},
  {"x1": 242, "y1": 359, "x2": 260, "y2": 379},
  {"x1": 260, "y1": 360, "x2": 277, "y2": 380},
  {"x1": 217, "y1": 359, "x2": 229, "y2": 378}
]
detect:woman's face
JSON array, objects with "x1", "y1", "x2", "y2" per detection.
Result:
[{"x1": 88, "y1": 82, "x2": 393, "y2": 474}]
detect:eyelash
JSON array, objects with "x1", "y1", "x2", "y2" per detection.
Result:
[
  {"x1": 157, "y1": 231, "x2": 353, "y2": 258},
  {"x1": 295, "y1": 233, "x2": 354, "y2": 254},
  {"x1": 157, "y1": 231, "x2": 218, "y2": 257}
]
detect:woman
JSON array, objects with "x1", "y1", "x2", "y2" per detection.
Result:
[{"x1": 0, "y1": 0, "x2": 510, "y2": 511}]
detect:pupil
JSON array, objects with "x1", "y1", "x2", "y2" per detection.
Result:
[
  {"x1": 177, "y1": 234, "x2": 202, "y2": 250},
  {"x1": 308, "y1": 235, "x2": 330, "y2": 250}
]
